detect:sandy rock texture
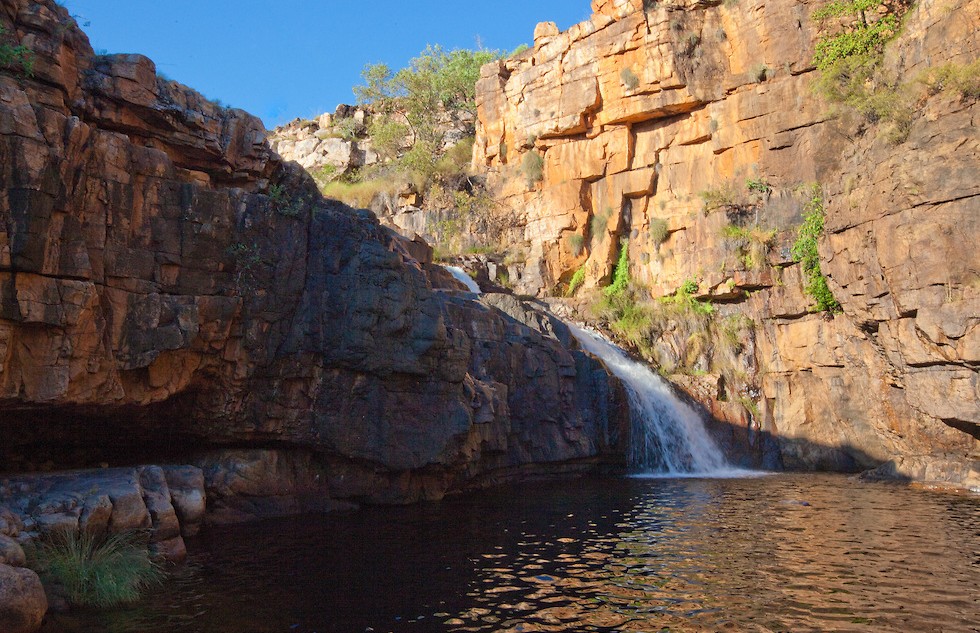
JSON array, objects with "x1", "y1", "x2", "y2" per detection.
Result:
[{"x1": 472, "y1": 0, "x2": 979, "y2": 485}]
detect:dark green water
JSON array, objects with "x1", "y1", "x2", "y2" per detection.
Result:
[{"x1": 43, "y1": 474, "x2": 980, "y2": 633}]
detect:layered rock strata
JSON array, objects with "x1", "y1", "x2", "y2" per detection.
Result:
[
  {"x1": 0, "y1": 0, "x2": 628, "y2": 538},
  {"x1": 472, "y1": 0, "x2": 979, "y2": 485}
]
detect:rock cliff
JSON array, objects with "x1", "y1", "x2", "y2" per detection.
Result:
[
  {"x1": 472, "y1": 0, "x2": 979, "y2": 486},
  {"x1": 0, "y1": 0, "x2": 628, "y2": 533}
]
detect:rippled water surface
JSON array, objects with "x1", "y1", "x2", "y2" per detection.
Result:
[{"x1": 44, "y1": 475, "x2": 980, "y2": 633}]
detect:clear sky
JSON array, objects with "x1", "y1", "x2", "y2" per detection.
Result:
[{"x1": 59, "y1": 1, "x2": 592, "y2": 129}]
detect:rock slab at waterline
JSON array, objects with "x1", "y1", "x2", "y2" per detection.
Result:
[{"x1": 0, "y1": 0, "x2": 628, "y2": 517}]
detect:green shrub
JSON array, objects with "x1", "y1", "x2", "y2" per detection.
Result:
[
  {"x1": 620, "y1": 67, "x2": 640, "y2": 90},
  {"x1": 791, "y1": 186, "x2": 842, "y2": 312},
  {"x1": 663, "y1": 278, "x2": 714, "y2": 315},
  {"x1": 0, "y1": 25, "x2": 34, "y2": 77},
  {"x1": 367, "y1": 116, "x2": 408, "y2": 160},
  {"x1": 811, "y1": 0, "x2": 908, "y2": 72},
  {"x1": 267, "y1": 183, "x2": 287, "y2": 205},
  {"x1": 567, "y1": 233, "x2": 586, "y2": 257},
  {"x1": 745, "y1": 177, "x2": 771, "y2": 195},
  {"x1": 699, "y1": 183, "x2": 742, "y2": 214},
  {"x1": 30, "y1": 530, "x2": 164, "y2": 608},
  {"x1": 332, "y1": 116, "x2": 361, "y2": 141},
  {"x1": 566, "y1": 264, "x2": 587, "y2": 296},
  {"x1": 605, "y1": 242, "x2": 631, "y2": 297},
  {"x1": 649, "y1": 218, "x2": 669, "y2": 245},
  {"x1": 919, "y1": 61, "x2": 980, "y2": 99},
  {"x1": 811, "y1": 1, "x2": 915, "y2": 142},
  {"x1": 520, "y1": 150, "x2": 544, "y2": 187}
]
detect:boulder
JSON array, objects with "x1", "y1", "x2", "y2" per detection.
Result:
[
  {"x1": 0, "y1": 564, "x2": 46, "y2": 633},
  {"x1": 0, "y1": 536, "x2": 26, "y2": 568}
]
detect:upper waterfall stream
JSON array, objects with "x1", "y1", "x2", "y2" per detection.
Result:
[
  {"x1": 569, "y1": 324, "x2": 748, "y2": 476},
  {"x1": 444, "y1": 266, "x2": 482, "y2": 294}
]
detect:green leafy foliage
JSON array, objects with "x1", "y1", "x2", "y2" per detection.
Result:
[
  {"x1": 30, "y1": 530, "x2": 164, "y2": 608},
  {"x1": 699, "y1": 183, "x2": 742, "y2": 214},
  {"x1": 810, "y1": 0, "x2": 917, "y2": 143},
  {"x1": 605, "y1": 243, "x2": 631, "y2": 297},
  {"x1": 0, "y1": 25, "x2": 34, "y2": 77},
  {"x1": 791, "y1": 186, "x2": 842, "y2": 312},
  {"x1": 811, "y1": 0, "x2": 908, "y2": 71},
  {"x1": 353, "y1": 45, "x2": 503, "y2": 188},
  {"x1": 566, "y1": 264, "x2": 587, "y2": 296},
  {"x1": 745, "y1": 177, "x2": 772, "y2": 195},
  {"x1": 663, "y1": 278, "x2": 715, "y2": 315}
]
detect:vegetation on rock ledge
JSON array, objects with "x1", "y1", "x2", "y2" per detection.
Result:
[
  {"x1": 0, "y1": 25, "x2": 35, "y2": 77},
  {"x1": 791, "y1": 186, "x2": 842, "y2": 313}
]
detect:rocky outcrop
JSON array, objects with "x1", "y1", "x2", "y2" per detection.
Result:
[
  {"x1": 270, "y1": 106, "x2": 379, "y2": 176},
  {"x1": 0, "y1": 465, "x2": 201, "y2": 562},
  {"x1": 472, "y1": 0, "x2": 979, "y2": 486},
  {"x1": 0, "y1": 0, "x2": 628, "y2": 530}
]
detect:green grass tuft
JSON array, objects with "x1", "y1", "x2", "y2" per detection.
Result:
[
  {"x1": 566, "y1": 264, "x2": 587, "y2": 296},
  {"x1": 30, "y1": 530, "x2": 165, "y2": 608}
]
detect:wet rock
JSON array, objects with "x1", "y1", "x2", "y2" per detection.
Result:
[
  {"x1": 0, "y1": 564, "x2": 46, "y2": 633},
  {"x1": 162, "y1": 466, "x2": 206, "y2": 536}
]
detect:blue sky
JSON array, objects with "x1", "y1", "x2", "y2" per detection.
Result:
[{"x1": 60, "y1": 1, "x2": 591, "y2": 129}]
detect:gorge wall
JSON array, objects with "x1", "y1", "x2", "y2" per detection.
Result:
[
  {"x1": 472, "y1": 0, "x2": 979, "y2": 486},
  {"x1": 0, "y1": 0, "x2": 630, "y2": 552}
]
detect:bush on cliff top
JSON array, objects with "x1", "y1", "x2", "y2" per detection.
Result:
[
  {"x1": 354, "y1": 45, "x2": 501, "y2": 151},
  {"x1": 30, "y1": 529, "x2": 164, "y2": 608}
]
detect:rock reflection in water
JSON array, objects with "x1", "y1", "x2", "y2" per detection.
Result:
[
  {"x1": 449, "y1": 477, "x2": 979, "y2": 633},
  {"x1": 41, "y1": 475, "x2": 980, "y2": 633}
]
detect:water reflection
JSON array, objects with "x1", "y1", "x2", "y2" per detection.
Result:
[
  {"x1": 450, "y1": 477, "x2": 979, "y2": 633},
  {"x1": 43, "y1": 475, "x2": 979, "y2": 633}
]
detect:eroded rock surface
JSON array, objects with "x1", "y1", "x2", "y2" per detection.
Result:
[
  {"x1": 0, "y1": 0, "x2": 628, "y2": 520},
  {"x1": 472, "y1": 0, "x2": 979, "y2": 485}
]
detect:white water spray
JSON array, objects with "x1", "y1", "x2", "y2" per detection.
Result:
[
  {"x1": 569, "y1": 324, "x2": 746, "y2": 477},
  {"x1": 444, "y1": 266, "x2": 482, "y2": 294}
]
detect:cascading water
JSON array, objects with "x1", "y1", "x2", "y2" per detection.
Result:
[
  {"x1": 444, "y1": 266, "x2": 482, "y2": 294},
  {"x1": 569, "y1": 324, "x2": 744, "y2": 477}
]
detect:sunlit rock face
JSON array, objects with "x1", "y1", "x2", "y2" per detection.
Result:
[
  {"x1": 472, "y1": 0, "x2": 979, "y2": 486},
  {"x1": 0, "y1": 0, "x2": 629, "y2": 512}
]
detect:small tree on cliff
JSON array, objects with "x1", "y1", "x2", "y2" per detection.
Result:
[{"x1": 354, "y1": 45, "x2": 501, "y2": 184}]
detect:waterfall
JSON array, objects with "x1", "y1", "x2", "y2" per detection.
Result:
[
  {"x1": 569, "y1": 324, "x2": 746, "y2": 477},
  {"x1": 444, "y1": 266, "x2": 482, "y2": 294}
]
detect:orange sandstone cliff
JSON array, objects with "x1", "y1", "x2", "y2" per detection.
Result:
[{"x1": 472, "y1": 0, "x2": 979, "y2": 485}]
